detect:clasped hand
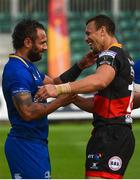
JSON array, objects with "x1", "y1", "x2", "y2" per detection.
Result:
[
  {"x1": 35, "y1": 84, "x2": 57, "y2": 101},
  {"x1": 35, "y1": 84, "x2": 76, "y2": 106}
]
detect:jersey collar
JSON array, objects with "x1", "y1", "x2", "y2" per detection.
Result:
[
  {"x1": 108, "y1": 43, "x2": 122, "y2": 49},
  {"x1": 9, "y1": 54, "x2": 30, "y2": 67}
]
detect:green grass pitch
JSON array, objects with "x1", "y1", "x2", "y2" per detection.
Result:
[{"x1": 0, "y1": 121, "x2": 140, "y2": 179}]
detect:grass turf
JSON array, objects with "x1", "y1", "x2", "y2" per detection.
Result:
[{"x1": 0, "y1": 121, "x2": 140, "y2": 179}]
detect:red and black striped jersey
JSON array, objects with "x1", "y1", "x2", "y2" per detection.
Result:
[{"x1": 92, "y1": 43, "x2": 134, "y2": 126}]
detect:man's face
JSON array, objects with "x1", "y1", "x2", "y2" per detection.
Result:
[
  {"x1": 85, "y1": 21, "x2": 104, "y2": 53},
  {"x1": 28, "y1": 28, "x2": 47, "y2": 62}
]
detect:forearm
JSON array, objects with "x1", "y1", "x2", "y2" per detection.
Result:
[
  {"x1": 18, "y1": 99, "x2": 63, "y2": 121},
  {"x1": 73, "y1": 96, "x2": 94, "y2": 113},
  {"x1": 49, "y1": 75, "x2": 103, "y2": 98},
  {"x1": 54, "y1": 63, "x2": 82, "y2": 84},
  {"x1": 68, "y1": 74, "x2": 104, "y2": 94},
  {"x1": 42, "y1": 63, "x2": 83, "y2": 85},
  {"x1": 53, "y1": 51, "x2": 98, "y2": 84},
  {"x1": 12, "y1": 93, "x2": 63, "y2": 121},
  {"x1": 55, "y1": 65, "x2": 115, "y2": 95},
  {"x1": 70, "y1": 76, "x2": 97, "y2": 94},
  {"x1": 133, "y1": 92, "x2": 140, "y2": 109},
  {"x1": 35, "y1": 67, "x2": 113, "y2": 99}
]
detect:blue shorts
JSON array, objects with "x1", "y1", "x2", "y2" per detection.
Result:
[{"x1": 5, "y1": 136, "x2": 51, "y2": 179}]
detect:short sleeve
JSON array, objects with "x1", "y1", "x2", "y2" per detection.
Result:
[
  {"x1": 97, "y1": 50, "x2": 118, "y2": 72},
  {"x1": 10, "y1": 68, "x2": 33, "y2": 96}
]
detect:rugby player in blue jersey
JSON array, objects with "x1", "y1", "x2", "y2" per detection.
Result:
[{"x1": 2, "y1": 19, "x2": 97, "y2": 179}]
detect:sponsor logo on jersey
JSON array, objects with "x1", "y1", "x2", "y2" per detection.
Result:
[
  {"x1": 99, "y1": 50, "x2": 117, "y2": 58},
  {"x1": 88, "y1": 153, "x2": 102, "y2": 161},
  {"x1": 14, "y1": 173, "x2": 22, "y2": 179},
  {"x1": 44, "y1": 171, "x2": 51, "y2": 179},
  {"x1": 99, "y1": 60, "x2": 112, "y2": 65},
  {"x1": 128, "y1": 58, "x2": 134, "y2": 65},
  {"x1": 125, "y1": 114, "x2": 133, "y2": 123},
  {"x1": 108, "y1": 156, "x2": 122, "y2": 171},
  {"x1": 90, "y1": 162, "x2": 99, "y2": 170}
]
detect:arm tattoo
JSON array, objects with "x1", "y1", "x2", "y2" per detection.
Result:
[
  {"x1": 12, "y1": 92, "x2": 60, "y2": 120},
  {"x1": 12, "y1": 92, "x2": 47, "y2": 119},
  {"x1": 13, "y1": 92, "x2": 32, "y2": 108}
]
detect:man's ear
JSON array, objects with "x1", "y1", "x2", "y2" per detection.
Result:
[
  {"x1": 24, "y1": 37, "x2": 32, "y2": 48},
  {"x1": 100, "y1": 26, "x2": 106, "y2": 36}
]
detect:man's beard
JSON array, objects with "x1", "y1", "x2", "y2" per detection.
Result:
[{"x1": 27, "y1": 48, "x2": 42, "y2": 62}]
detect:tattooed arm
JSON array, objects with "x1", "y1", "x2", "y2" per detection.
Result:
[{"x1": 12, "y1": 92, "x2": 75, "y2": 121}]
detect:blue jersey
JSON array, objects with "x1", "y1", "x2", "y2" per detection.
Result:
[
  {"x1": 134, "y1": 60, "x2": 140, "y2": 84},
  {"x1": 2, "y1": 54, "x2": 49, "y2": 141}
]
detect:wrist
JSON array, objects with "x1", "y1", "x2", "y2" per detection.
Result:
[
  {"x1": 77, "y1": 61, "x2": 85, "y2": 70},
  {"x1": 59, "y1": 63, "x2": 82, "y2": 83},
  {"x1": 55, "y1": 83, "x2": 71, "y2": 95}
]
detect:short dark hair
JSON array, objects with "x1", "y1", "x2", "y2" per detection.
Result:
[
  {"x1": 86, "y1": 14, "x2": 115, "y2": 36},
  {"x1": 12, "y1": 19, "x2": 45, "y2": 50}
]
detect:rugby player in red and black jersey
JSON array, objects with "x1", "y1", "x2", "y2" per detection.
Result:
[{"x1": 35, "y1": 15, "x2": 135, "y2": 179}]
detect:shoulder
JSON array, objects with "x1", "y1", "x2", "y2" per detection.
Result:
[
  {"x1": 3, "y1": 60, "x2": 31, "y2": 81},
  {"x1": 97, "y1": 50, "x2": 118, "y2": 67},
  {"x1": 4, "y1": 59, "x2": 27, "y2": 71}
]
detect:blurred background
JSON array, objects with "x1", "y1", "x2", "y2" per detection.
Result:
[
  {"x1": 0, "y1": 0, "x2": 140, "y2": 178},
  {"x1": 0, "y1": 0, "x2": 140, "y2": 120}
]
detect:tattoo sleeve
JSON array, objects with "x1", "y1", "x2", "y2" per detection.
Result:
[{"x1": 12, "y1": 92, "x2": 63, "y2": 121}]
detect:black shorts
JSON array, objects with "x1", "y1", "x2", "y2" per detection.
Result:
[{"x1": 85, "y1": 124, "x2": 135, "y2": 179}]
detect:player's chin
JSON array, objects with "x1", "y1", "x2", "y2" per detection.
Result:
[{"x1": 33, "y1": 55, "x2": 42, "y2": 62}]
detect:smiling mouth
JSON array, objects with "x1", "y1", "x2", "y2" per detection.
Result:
[
  {"x1": 88, "y1": 42, "x2": 94, "y2": 50},
  {"x1": 87, "y1": 42, "x2": 99, "y2": 54}
]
